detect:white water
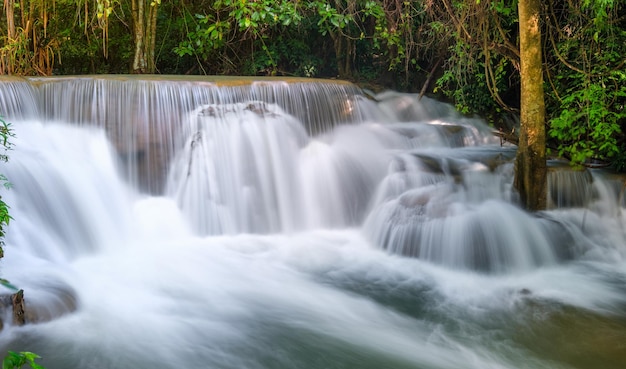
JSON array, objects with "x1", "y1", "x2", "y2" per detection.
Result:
[{"x1": 1, "y1": 77, "x2": 626, "y2": 369}]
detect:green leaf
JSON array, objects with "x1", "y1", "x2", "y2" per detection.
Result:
[
  {"x1": 3, "y1": 352, "x2": 25, "y2": 369},
  {"x1": 0, "y1": 278, "x2": 19, "y2": 291},
  {"x1": 2, "y1": 352, "x2": 45, "y2": 369}
]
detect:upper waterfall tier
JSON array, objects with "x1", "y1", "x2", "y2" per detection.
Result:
[
  {"x1": 0, "y1": 76, "x2": 370, "y2": 193},
  {"x1": 1, "y1": 75, "x2": 492, "y2": 194},
  {"x1": 20, "y1": 75, "x2": 364, "y2": 133}
]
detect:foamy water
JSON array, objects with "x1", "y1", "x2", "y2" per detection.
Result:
[{"x1": 0, "y1": 77, "x2": 625, "y2": 369}]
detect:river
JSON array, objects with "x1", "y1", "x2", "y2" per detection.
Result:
[{"x1": 0, "y1": 76, "x2": 625, "y2": 369}]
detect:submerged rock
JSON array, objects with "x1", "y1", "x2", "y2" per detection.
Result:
[
  {"x1": 0, "y1": 284, "x2": 78, "y2": 330},
  {"x1": 0, "y1": 289, "x2": 25, "y2": 329},
  {"x1": 365, "y1": 192, "x2": 572, "y2": 273}
]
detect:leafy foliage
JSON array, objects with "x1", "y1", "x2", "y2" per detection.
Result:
[
  {"x1": 2, "y1": 352, "x2": 45, "y2": 369},
  {"x1": 171, "y1": 0, "x2": 431, "y2": 81},
  {"x1": 429, "y1": 0, "x2": 521, "y2": 118},
  {"x1": 549, "y1": 73, "x2": 626, "y2": 166},
  {"x1": 545, "y1": 0, "x2": 626, "y2": 169},
  {"x1": 0, "y1": 117, "x2": 14, "y2": 257},
  {"x1": 173, "y1": 0, "x2": 306, "y2": 75}
]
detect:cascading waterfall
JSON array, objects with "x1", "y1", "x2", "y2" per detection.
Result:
[
  {"x1": 26, "y1": 76, "x2": 364, "y2": 194},
  {"x1": 0, "y1": 76, "x2": 625, "y2": 369}
]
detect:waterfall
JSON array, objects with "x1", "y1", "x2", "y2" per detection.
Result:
[
  {"x1": 0, "y1": 77, "x2": 40, "y2": 120},
  {"x1": 24, "y1": 76, "x2": 363, "y2": 194},
  {"x1": 1, "y1": 75, "x2": 624, "y2": 267},
  {"x1": 0, "y1": 76, "x2": 625, "y2": 369}
]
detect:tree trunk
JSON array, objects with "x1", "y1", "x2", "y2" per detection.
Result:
[
  {"x1": 148, "y1": 3, "x2": 158, "y2": 72},
  {"x1": 331, "y1": 32, "x2": 352, "y2": 79},
  {"x1": 131, "y1": 0, "x2": 158, "y2": 74},
  {"x1": 5, "y1": 0, "x2": 15, "y2": 40},
  {"x1": 2, "y1": 0, "x2": 16, "y2": 73},
  {"x1": 514, "y1": 0, "x2": 547, "y2": 211},
  {"x1": 131, "y1": 0, "x2": 145, "y2": 73}
]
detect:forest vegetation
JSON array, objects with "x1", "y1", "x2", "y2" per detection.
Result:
[{"x1": 0, "y1": 0, "x2": 624, "y2": 171}]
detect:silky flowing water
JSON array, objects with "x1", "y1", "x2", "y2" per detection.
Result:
[{"x1": 0, "y1": 76, "x2": 625, "y2": 369}]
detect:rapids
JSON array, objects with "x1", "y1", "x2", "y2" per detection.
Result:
[{"x1": 0, "y1": 76, "x2": 625, "y2": 369}]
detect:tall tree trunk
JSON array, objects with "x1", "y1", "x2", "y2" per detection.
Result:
[
  {"x1": 5, "y1": 0, "x2": 16, "y2": 40},
  {"x1": 131, "y1": 0, "x2": 158, "y2": 73},
  {"x1": 148, "y1": 3, "x2": 158, "y2": 72},
  {"x1": 331, "y1": 32, "x2": 352, "y2": 79},
  {"x1": 514, "y1": 0, "x2": 547, "y2": 211},
  {"x1": 3, "y1": 0, "x2": 16, "y2": 73},
  {"x1": 131, "y1": 0, "x2": 146, "y2": 73}
]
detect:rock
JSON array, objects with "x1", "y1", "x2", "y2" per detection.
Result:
[{"x1": 0, "y1": 289, "x2": 26, "y2": 330}]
